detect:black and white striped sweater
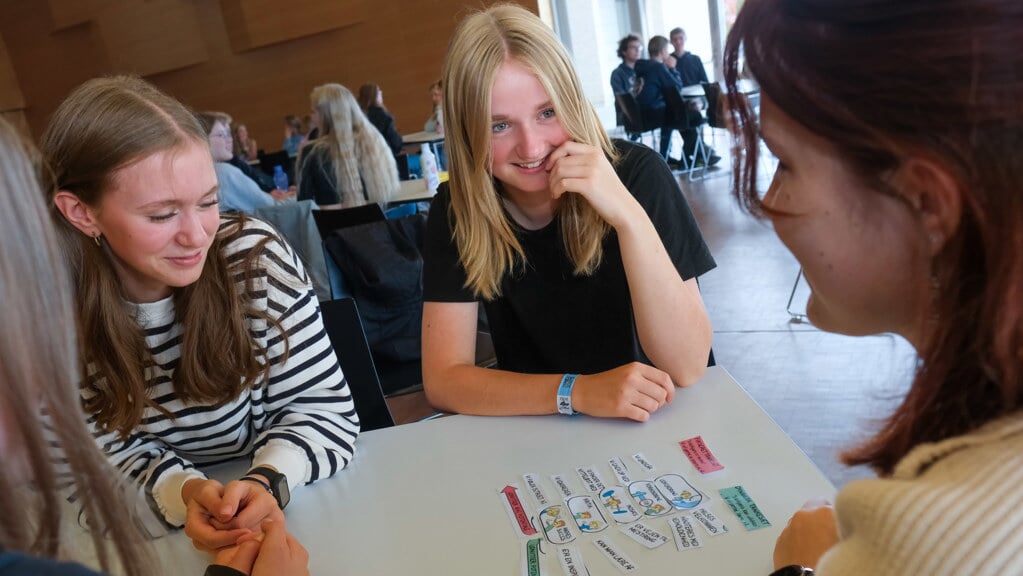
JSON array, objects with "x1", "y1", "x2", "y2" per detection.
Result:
[{"x1": 82, "y1": 217, "x2": 360, "y2": 532}]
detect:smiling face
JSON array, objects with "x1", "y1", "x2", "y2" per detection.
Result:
[
  {"x1": 759, "y1": 95, "x2": 931, "y2": 343},
  {"x1": 670, "y1": 32, "x2": 685, "y2": 55},
  {"x1": 624, "y1": 40, "x2": 642, "y2": 64},
  {"x1": 88, "y1": 140, "x2": 221, "y2": 303},
  {"x1": 488, "y1": 59, "x2": 570, "y2": 202},
  {"x1": 208, "y1": 120, "x2": 234, "y2": 162}
]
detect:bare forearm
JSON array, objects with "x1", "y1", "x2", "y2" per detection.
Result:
[
  {"x1": 423, "y1": 363, "x2": 563, "y2": 415},
  {"x1": 615, "y1": 204, "x2": 712, "y2": 386}
]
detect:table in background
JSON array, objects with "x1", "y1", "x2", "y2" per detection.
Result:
[{"x1": 78, "y1": 366, "x2": 835, "y2": 575}]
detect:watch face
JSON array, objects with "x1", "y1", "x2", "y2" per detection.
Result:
[{"x1": 273, "y1": 475, "x2": 291, "y2": 508}]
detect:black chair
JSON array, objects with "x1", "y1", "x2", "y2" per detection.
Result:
[
  {"x1": 319, "y1": 297, "x2": 395, "y2": 432},
  {"x1": 614, "y1": 92, "x2": 660, "y2": 150},
  {"x1": 663, "y1": 87, "x2": 709, "y2": 181},
  {"x1": 311, "y1": 203, "x2": 386, "y2": 240},
  {"x1": 257, "y1": 149, "x2": 295, "y2": 184}
]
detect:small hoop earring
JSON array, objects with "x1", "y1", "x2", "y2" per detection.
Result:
[{"x1": 92, "y1": 233, "x2": 102, "y2": 247}]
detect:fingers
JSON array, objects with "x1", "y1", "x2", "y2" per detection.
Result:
[
  {"x1": 220, "y1": 540, "x2": 262, "y2": 574},
  {"x1": 217, "y1": 481, "x2": 250, "y2": 523}
]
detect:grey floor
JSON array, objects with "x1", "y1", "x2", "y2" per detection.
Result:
[{"x1": 681, "y1": 139, "x2": 917, "y2": 489}]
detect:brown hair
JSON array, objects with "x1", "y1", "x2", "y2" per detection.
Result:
[
  {"x1": 41, "y1": 76, "x2": 282, "y2": 438},
  {"x1": 647, "y1": 35, "x2": 670, "y2": 59},
  {"x1": 357, "y1": 82, "x2": 384, "y2": 112},
  {"x1": 195, "y1": 110, "x2": 233, "y2": 135},
  {"x1": 616, "y1": 33, "x2": 641, "y2": 60},
  {"x1": 725, "y1": 0, "x2": 1023, "y2": 474},
  {"x1": 0, "y1": 118, "x2": 153, "y2": 574},
  {"x1": 442, "y1": 4, "x2": 617, "y2": 300}
]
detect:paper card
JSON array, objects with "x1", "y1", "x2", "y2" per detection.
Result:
[
  {"x1": 538, "y1": 505, "x2": 576, "y2": 544},
  {"x1": 632, "y1": 452, "x2": 656, "y2": 472},
  {"x1": 678, "y1": 436, "x2": 725, "y2": 474},
  {"x1": 556, "y1": 546, "x2": 588, "y2": 576},
  {"x1": 576, "y1": 465, "x2": 608, "y2": 493},
  {"x1": 524, "y1": 473, "x2": 550, "y2": 507},
  {"x1": 719, "y1": 486, "x2": 770, "y2": 531},
  {"x1": 668, "y1": 515, "x2": 704, "y2": 551},
  {"x1": 500, "y1": 484, "x2": 538, "y2": 537},
  {"x1": 608, "y1": 457, "x2": 632, "y2": 484},
  {"x1": 551, "y1": 474, "x2": 576, "y2": 499},
  {"x1": 593, "y1": 538, "x2": 639, "y2": 573},
  {"x1": 566, "y1": 495, "x2": 609, "y2": 533},
  {"x1": 692, "y1": 507, "x2": 729, "y2": 536},
  {"x1": 654, "y1": 473, "x2": 705, "y2": 510},
  {"x1": 598, "y1": 486, "x2": 642, "y2": 524},
  {"x1": 620, "y1": 521, "x2": 670, "y2": 549},
  {"x1": 522, "y1": 537, "x2": 549, "y2": 576},
  {"x1": 627, "y1": 480, "x2": 674, "y2": 517}
]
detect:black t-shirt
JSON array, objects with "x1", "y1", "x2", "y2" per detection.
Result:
[{"x1": 422, "y1": 139, "x2": 715, "y2": 375}]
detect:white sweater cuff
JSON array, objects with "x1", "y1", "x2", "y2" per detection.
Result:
[
  {"x1": 252, "y1": 443, "x2": 309, "y2": 492},
  {"x1": 154, "y1": 469, "x2": 208, "y2": 526}
]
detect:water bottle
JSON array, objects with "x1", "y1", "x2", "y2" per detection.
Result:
[
  {"x1": 420, "y1": 143, "x2": 440, "y2": 193},
  {"x1": 272, "y1": 165, "x2": 289, "y2": 190}
]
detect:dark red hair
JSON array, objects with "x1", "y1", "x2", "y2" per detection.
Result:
[{"x1": 725, "y1": 0, "x2": 1023, "y2": 474}]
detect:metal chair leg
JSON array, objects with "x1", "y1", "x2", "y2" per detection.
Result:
[{"x1": 786, "y1": 268, "x2": 808, "y2": 323}]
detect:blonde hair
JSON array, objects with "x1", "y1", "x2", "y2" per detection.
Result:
[
  {"x1": 442, "y1": 4, "x2": 617, "y2": 300},
  {"x1": 301, "y1": 83, "x2": 398, "y2": 206},
  {"x1": 0, "y1": 119, "x2": 153, "y2": 573}
]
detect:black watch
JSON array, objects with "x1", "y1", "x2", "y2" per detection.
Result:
[
  {"x1": 770, "y1": 566, "x2": 814, "y2": 576},
  {"x1": 243, "y1": 466, "x2": 291, "y2": 510}
]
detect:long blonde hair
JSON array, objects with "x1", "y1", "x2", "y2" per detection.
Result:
[
  {"x1": 0, "y1": 119, "x2": 153, "y2": 573},
  {"x1": 442, "y1": 4, "x2": 617, "y2": 300},
  {"x1": 301, "y1": 83, "x2": 398, "y2": 206}
]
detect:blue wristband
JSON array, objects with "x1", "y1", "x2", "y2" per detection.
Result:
[{"x1": 557, "y1": 373, "x2": 579, "y2": 415}]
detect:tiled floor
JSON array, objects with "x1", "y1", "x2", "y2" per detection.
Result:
[{"x1": 387, "y1": 139, "x2": 919, "y2": 490}]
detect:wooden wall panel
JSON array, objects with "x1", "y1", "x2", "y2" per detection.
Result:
[
  {"x1": 45, "y1": 0, "x2": 116, "y2": 30},
  {"x1": 94, "y1": 0, "x2": 208, "y2": 76},
  {"x1": 0, "y1": 35, "x2": 24, "y2": 112},
  {"x1": 0, "y1": 0, "x2": 538, "y2": 145},
  {"x1": 220, "y1": 0, "x2": 369, "y2": 52}
]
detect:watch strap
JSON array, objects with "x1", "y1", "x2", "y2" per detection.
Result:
[{"x1": 246, "y1": 466, "x2": 289, "y2": 509}]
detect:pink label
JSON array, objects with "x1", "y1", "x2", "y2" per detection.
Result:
[{"x1": 678, "y1": 436, "x2": 724, "y2": 474}]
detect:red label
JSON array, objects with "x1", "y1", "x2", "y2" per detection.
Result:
[
  {"x1": 678, "y1": 436, "x2": 724, "y2": 474},
  {"x1": 501, "y1": 485, "x2": 537, "y2": 535}
]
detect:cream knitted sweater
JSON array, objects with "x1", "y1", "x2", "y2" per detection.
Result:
[{"x1": 818, "y1": 412, "x2": 1023, "y2": 575}]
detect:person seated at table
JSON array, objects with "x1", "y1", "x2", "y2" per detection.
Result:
[
  {"x1": 0, "y1": 118, "x2": 309, "y2": 576},
  {"x1": 724, "y1": 0, "x2": 1023, "y2": 574},
  {"x1": 669, "y1": 27, "x2": 708, "y2": 87},
  {"x1": 421, "y1": 5, "x2": 715, "y2": 423},
  {"x1": 198, "y1": 111, "x2": 293, "y2": 213},
  {"x1": 635, "y1": 35, "x2": 720, "y2": 167},
  {"x1": 282, "y1": 114, "x2": 306, "y2": 156},
  {"x1": 232, "y1": 122, "x2": 259, "y2": 162},
  {"x1": 610, "y1": 33, "x2": 644, "y2": 142},
  {"x1": 42, "y1": 75, "x2": 360, "y2": 552},
  {"x1": 296, "y1": 83, "x2": 398, "y2": 209},
  {"x1": 424, "y1": 79, "x2": 444, "y2": 134},
  {"x1": 357, "y1": 82, "x2": 404, "y2": 155}
]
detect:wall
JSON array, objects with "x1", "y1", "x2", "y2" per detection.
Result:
[{"x1": 0, "y1": 0, "x2": 536, "y2": 147}]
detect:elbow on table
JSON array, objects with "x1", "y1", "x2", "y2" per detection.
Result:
[
  {"x1": 422, "y1": 371, "x2": 458, "y2": 413},
  {"x1": 671, "y1": 361, "x2": 707, "y2": 388}
]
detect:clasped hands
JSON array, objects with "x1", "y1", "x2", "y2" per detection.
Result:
[{"x1": 182, "y1": 477, "x2": 307, "y2": 575}]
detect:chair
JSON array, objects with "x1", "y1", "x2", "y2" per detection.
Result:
[
  {"x1": 614, "y1": 92, "x2": 660, "y2": 151},
  {"x1": 319, "y1": 297, "x2": 395, "y2": 431},
  {"x1": 663, "y1": 86, "x2": 709, "y2": 182},
  {"x1": 257, "y1": 149, "x2": 295, "y2": 184},
  {"x1": 313, "y1": 204, "x2": 387, "y2": 300}
]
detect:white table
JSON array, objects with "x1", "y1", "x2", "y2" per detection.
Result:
[
  {"x1": 402, "y1": 130, "x2": 444, "y2": 146},
  {"x1": 78, "y1": 367, "x2": 835, "y2": 575},
  {"x1": 390, "y1": 178, "x2": 438, "y2": 205}
]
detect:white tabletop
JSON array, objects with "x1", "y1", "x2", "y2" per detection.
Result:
[
  {"x1": 76, "y1": 367, "x2": 834, "y2": 575},
  {"x1": 402, "y1": 130, "x2": 445, "y2": 145},
  {"x1": 390, "y1": 178, "x2": 438, "y2": 204}
]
